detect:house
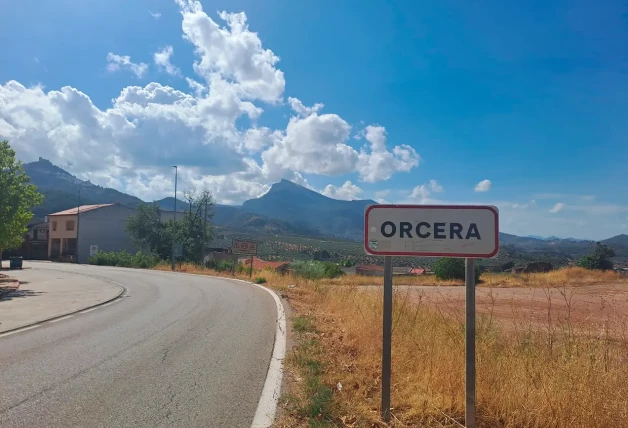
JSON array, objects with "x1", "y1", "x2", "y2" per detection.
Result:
[
  {"x1": 241, "y1": 257, "x2": 290, "y2": 274},
  {"x1": 24, "y1": 222, "x2": 49, "y2": 260},
  {"x1": 48, "y1": 204, "x2": 138, "y2": 263}
]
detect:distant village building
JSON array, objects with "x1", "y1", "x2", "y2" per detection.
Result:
[{"x1": 47, "y1": 203, "x2": 184, "y2": 263}]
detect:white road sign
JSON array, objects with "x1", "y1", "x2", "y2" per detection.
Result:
[
  {"x1": 89, "y1": 245, "x2": 99, "y2": 256},
  {"x1": 231, "y1": 239, "x2": 258, "y2": 255},
  {"x1": 364, "y1": 205, "x2": 499, "y2": 258}
]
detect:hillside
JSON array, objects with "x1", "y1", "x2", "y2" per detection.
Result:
[
  {"x1": 25, "y1": 158, "x2": 143, "y2": 217},
  {"x1": 242, "y1": 179, "x2": 375, "y2": 240},
  {"x1": 20, "y1": 158, "x2": 628, "y2": 266}
]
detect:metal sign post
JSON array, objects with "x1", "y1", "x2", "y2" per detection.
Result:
[
  {"x1": 465, "y1": 258, "x2": 476, "y2": 428},
  {"x1": 381, "y1": 256, "x2": 393, "y2": 422}
]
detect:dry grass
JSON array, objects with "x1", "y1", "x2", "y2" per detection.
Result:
[
  {"x1": 155, "y1": 263, "x2": 626, "y2": 288},
  {"x1": 276, "y1": 283, "x2": 628, "y2": 427}
]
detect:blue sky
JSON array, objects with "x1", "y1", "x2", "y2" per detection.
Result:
[{"x1": 1, "y1": 0, "x2": 627, "y2": 239}]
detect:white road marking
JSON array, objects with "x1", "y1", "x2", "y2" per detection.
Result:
[
  {"x1": 0, "y1": 324, "x2": 41, "y2": 338},
  {"x1": 79, "y1": 307, "x2": 99, "y2": 314},
  {"x1": 50, "y1": 315, "x2": 74, "y2": 323},
  {"x1": 250, "y1": 283, "x2": 286, "y2": 428}
]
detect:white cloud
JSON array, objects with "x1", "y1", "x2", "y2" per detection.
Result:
[
  {"x1": 177, "y1": 1, "x2": 285, "y2": 102},
  {"x1": 154, "y1": 45, "x2": 181, "y2": 76},
  {"x1": 185, "y1": 78, "x2": 206, "y2": 96},
  {"x1": 106, "y1": 53, "x2": 149, "y2": 78},
  {"x1": 288, "y1": 97, "x2": 324, "y2": 117},
  {"x1": 1, "y1": 1, "x2": 420, "y2": 204},
  {"x1": 356, "y1": 125, "x2": 420, "y2": 182},
  {"x1": 549, "y1": 202, "x2": 566, "y2": 213},
  {"x1": 429, "y1": 179, "x2": 443, "y2": 192},
  {"x1": 474, "y1": 179, "x2": 492, "y2": 192},
  {"x1": 242, "y1": 127, "x2": 282, "y2": 153},
  {"x1": 149, "y1": 11, "x2": 161, "y2": 19},
  {"x1": 321, "y1": 181, "x2": 363, "y2": 200}
]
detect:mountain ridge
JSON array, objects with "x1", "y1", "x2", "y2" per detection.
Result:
[{"x1": 21, "y1": 159, "x2": 628, "y2": 256}]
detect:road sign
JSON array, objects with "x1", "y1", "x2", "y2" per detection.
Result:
[
  {"x1": 173, "y1": 243, "x2": 183, "y2": 257},
  {"x1": 231, "y1": 239, "x2": 258, "y2": 255},
  {"x1": 89, "y1": 245, "x2": 99, "y2": 256},
  {"x1": 366, "y1": 205, "x2": 500, "y2": 427},
  {"x1": 364, "y1": 205, "x2": 499, "y2": 258}
]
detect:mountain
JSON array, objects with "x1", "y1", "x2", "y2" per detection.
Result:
[
  {"x1": 241, "y1": 179, "x2": 376, "y2": 240},
  {"x1": 602, "y1": 234, "x2": 628, "y2": 247},
  {"x1": 20, "y1": 159, "x2": 628, "y2": 263},
  {"x1": 25, "y1": 158, "x2": 143, "y2": 218}
]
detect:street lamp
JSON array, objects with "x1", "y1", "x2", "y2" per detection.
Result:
[
  {"x1": 76, "y1": 183, "x2": 82, "y2": 263},
  {"x1": 171, "y1": 166, "x2": 178, "y2": 271}
]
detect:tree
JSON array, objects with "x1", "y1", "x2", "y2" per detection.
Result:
[
  {"x1": 434, "y1": 258, "x2": 481, "y2": 282},
  {"x1": 125, "y1": 204, "x2": 171, "y2": 259},
  {"x1": 0, "y1": 141, "x2": 44, "y2": 260},
  {"x1": 576, "y1": 243, "x2": 615, "y2": 270}
]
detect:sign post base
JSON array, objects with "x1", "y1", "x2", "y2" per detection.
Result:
[{"x1": 465, "y1": 258, "x2": 476, "y2": 428}]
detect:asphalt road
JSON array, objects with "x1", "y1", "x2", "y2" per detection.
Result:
[{"x1": 0, "y1": 263, "x2": 278, "y2": 428}]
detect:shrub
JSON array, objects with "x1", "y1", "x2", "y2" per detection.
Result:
[
  {"x1": 291, "y1": 260, "x2": 345, "y2": 280},
  {"x1": 434, "y1": 257, "x2": 480, "y2": 281},
  {"x1": 205, "y1": 259, "x2": 234, "y2": 272},
  {"x1": 254, "y1": 277, "x2": 267, "y2": 284},
  {"x1": 576, "y1": 243, "x2": 615, "y2": 270},
  {"x1": 88, "y1": 250, "x2": 160, "y2": 269}
]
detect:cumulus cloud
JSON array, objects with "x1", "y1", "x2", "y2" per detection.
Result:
[
  {"x1": 549, "y1": 202, "x2": 566, "y2": 213},
  {"x1": 288, "y1": 97, "x2": 324, "y2": 117},
  {"x1": 154, "y1": 45, "x2": 181, "y2": 76},
  {"x1": 429, "y1": 179, "x2": 443, "y2": 192},
  {"x1": 177, "y1": 1, "x2": 285, "y2": 102},
  {"x1": 1, "y1": 1, "x2": 418, "y2": 204},
  {"x1": 106, "y1": 53, "x2": 148, "y2": 78},
  {"x1": 356, "y1": 125, "x2": 419, "y2": 182},
  {"x1": 321, "y1": 181, "x2": 363, "y2": 200},
  {"x1": 474, "y1": 179, "x2": 492, "y2": 192}
]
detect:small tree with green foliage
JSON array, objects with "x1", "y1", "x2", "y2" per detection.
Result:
[
  {"x1": 576, "y1": 243, "x2": 615, "y2": 270},
  {"x1": 0, "y1": 140, "x2": 44, "y2": 260},
  {"x1": 434, "y1": 258, "x2": 481, "y2": 281}
]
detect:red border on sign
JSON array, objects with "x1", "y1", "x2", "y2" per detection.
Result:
[{"x1": 364, "y1": 205, "x2": 499, "y2": 258}]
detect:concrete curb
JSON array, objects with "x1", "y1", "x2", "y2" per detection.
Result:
[{"x1": 0, "y1": 281, "x2": 125, "y2": 336}]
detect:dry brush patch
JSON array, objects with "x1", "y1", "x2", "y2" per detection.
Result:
[{"x1": 277, "y1": 284, "x2": 628, "y2": 427}]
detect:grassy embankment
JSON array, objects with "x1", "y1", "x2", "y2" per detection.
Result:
[{"x1": 154, "y1": 264, "x2": 628, "y2": 427}]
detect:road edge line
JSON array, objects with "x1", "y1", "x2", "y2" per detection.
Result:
[
  {"x1": 250, "y1": 282, "x2": 286, "y2": 428},
  {"x1": 0, "y1": 281, "x2": 125, "y2": 337}
]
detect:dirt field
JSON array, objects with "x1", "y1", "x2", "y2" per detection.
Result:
[{"x1": 371, "y1": 282, "x2": 628, "y2": 337}]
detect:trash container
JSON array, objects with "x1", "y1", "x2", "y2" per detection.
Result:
[{"x1": 9, "y1": 256, "x2": 23, "y2": 269}]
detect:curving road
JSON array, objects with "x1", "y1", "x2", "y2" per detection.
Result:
[{"x1": 0, "y1": 263, "x2": 279, "y2": 428}]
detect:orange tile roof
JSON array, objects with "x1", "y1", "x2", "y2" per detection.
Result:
[{"x1": 48, "y1": 204, "x2": 117, "y2": 216}]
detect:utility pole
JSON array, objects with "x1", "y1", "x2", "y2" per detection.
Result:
[
  {"x1": 171, "y1": 166, "x2": 178, "y2": 271},
  {"x1": 202, "y1": 197, "x2": 208, "y2": 268},
  {"x1": 76, "y1": 185, "x2": 81, "y2": 264}
]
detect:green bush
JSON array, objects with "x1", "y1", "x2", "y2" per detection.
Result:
[
  {"x1": 434, "y1": 258, "x2": 481, "y2": 281},
  {"x1": 206, "y1": 259, "x2": 235, "y2": 272},
  {"x1": 291, "y1": 260, "x2": 345, "y2": 280},
  {"x1": 576, "y1": 243, "x2": 615, "y2": 270},
  {"x1": 254, "y1": 277, "x2": 267, "y2": 284},
  {"x1": 88, "y1": 250, "x2": 160, "y2": 268}
]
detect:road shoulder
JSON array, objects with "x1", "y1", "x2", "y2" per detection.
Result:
[{"x1": 0, "y1": 264, "x2": 124, "y2": 333}]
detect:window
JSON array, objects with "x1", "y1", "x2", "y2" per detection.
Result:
[
  {"x1": 66, "y1": 220, "x2": 75, "y2": 231},
  {"x1": 52, "y1": 221, "x2": 57, "y2": 231}
]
